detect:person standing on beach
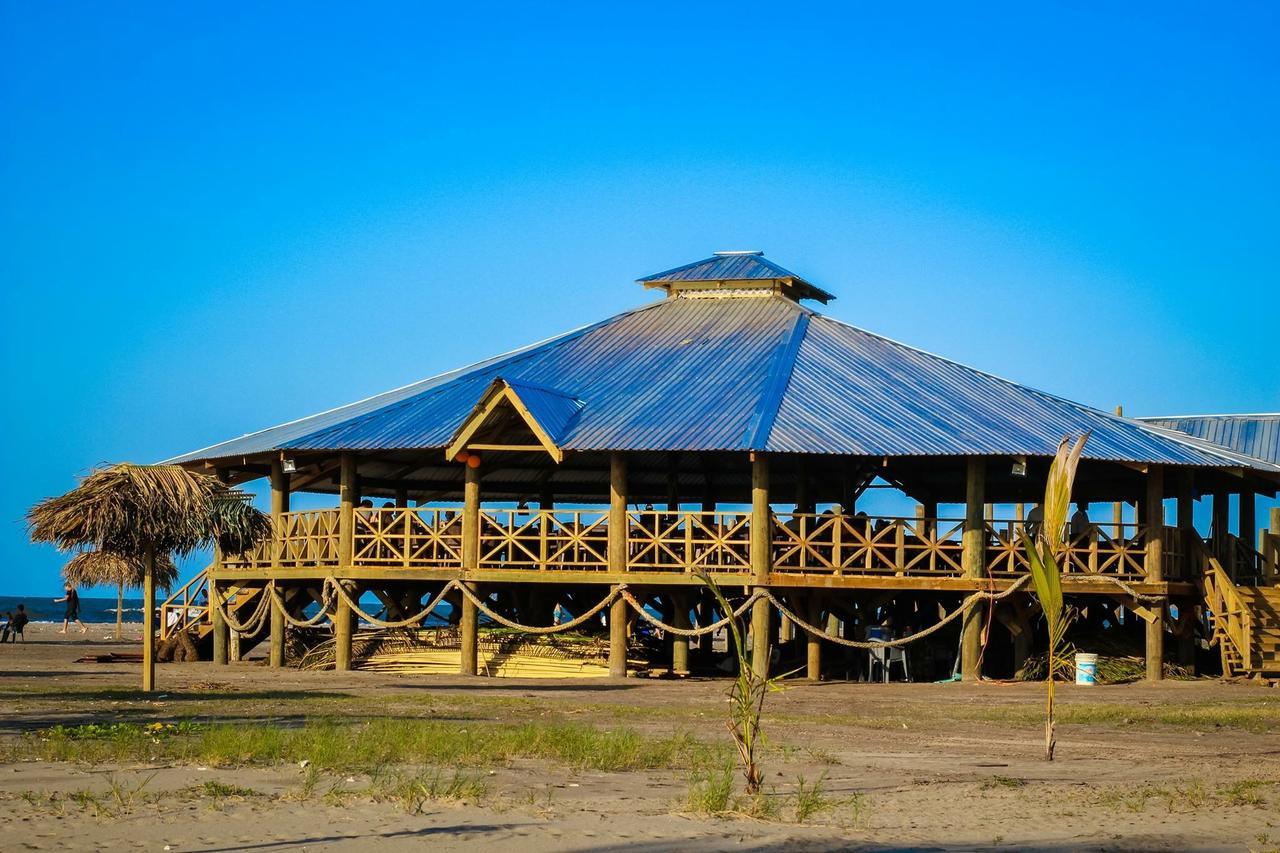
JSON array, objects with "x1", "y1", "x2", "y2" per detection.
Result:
[{"x1": 54, "y1": 584, "x2": 87, "y2": 634}]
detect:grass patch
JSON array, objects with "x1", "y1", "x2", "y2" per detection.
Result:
[
  {"x1": 685, "y1": 760, "x2": 736, "y2": 815},
  {"x1": 980, "y1": 775, "x2": 1025, "y2": 790},
  {"x1": 200, "y1": 780, "x2": 260, "y2": 799},
  {"x1": 370, "y1": 768, "x2": 490, "y2": 813},
  {"x1": 16, "y1": 718, "x2": 725, "y2": 774}
]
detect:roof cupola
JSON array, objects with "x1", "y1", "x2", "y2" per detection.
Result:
[{"x1": 637, "y1": 251, "x2": 835, "y2": 304}]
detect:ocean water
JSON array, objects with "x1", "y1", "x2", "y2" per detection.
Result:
[{"x1": 0, "y1": 595, "x2": 145, "y2": 624}]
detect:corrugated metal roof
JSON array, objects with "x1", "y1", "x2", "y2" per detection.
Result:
[
  {"x1": 166, "y1": 260, "x2": 1280, "y2": 475},
  {"x1": 1137, "y1": 415, "x2": 1280, "y2": 465}
]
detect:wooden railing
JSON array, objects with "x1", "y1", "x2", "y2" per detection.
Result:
[
  {"x1": 628, "y1": 511, "x2": 752, "y2": 572},
  {"x1": 771, "y1": 513, "x2": 963, "y2": 576},
  {"x1": 1200, "y1": 543, "x2": 1254, "y2": 675},
  {"x1": 214, "y1": 506, "x2": 1192, "y2": 580},
  {"x1": 159, "y1": 567, "x2": 210, "y2": 641},
  {"x1": 479, "y1": 509, "x2": 608, "y2": 571}
]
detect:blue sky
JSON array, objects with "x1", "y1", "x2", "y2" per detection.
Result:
[{"x1": 2, "y1": 2, "x2": 1276, "y2": 596}]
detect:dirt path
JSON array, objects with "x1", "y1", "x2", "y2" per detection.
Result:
[{"x1": 1, "y1": 626, "x2": 1278, "y2": 851}]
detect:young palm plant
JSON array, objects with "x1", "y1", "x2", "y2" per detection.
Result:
[
  {"x1": 28, "y1": 463, "x2": 269, "y2": 691},
  {"x1": 1019, "y1": 433, "x2": 1089, "y2": 761},
  {"x1": 695, "y1": 570, "x2": 786, "y2": 798}
]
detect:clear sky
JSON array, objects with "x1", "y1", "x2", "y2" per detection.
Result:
[{"x1": 2, "y1": 2, "x2": 1277, "y2": 596}]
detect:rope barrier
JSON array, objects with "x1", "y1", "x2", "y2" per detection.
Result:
[
  {"x1": 328, "y1": 579, "x2": 463, "y2": 629},
  {"x1": 455, "y1": 582, "x2": 622, "y2": 634},
  {"x1": 619, "y1": 588, "x2": 764, "y2": 637},
  {"x1": 760, "y1": 577, "x2": 1033, "y2": 650},
  {"x1": 268, "y1": 582, "x2": 336, "y2": 628},
  {"x1": 211, "y1": 582, "x2": 273, "y2": 635}
]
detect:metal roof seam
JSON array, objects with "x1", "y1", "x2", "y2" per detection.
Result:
[{"x1": 746, "y1": 312, "x2": 811, "y2": 451}]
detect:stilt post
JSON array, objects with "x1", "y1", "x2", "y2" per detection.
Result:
[
  {"x1": 334, "y1": 453, "x2": 357, "y2": 672},
  {"x1": 608, "y1": 453, "x2": 629, "y2": 677},
  {"x1": 269, "y1": 460, "x2": 290, "y2": 667},
  {"x1": 1145, "y1": 466, "x2": 1165, "y2": 682},
  {"x1": 806, "y1": 595, "x2": 822, "y2": 682},
  {"x1": 671, "y1": 593, "x2": 690, "y2": 676},
  {"x1": 961, "y1": 457, "x2": 986, "y2": 681},
  {"x1": 750, "y1": 453, "x2": 771, "y2": 677},
  {"x1": 460, "y1": 461, "x2": 481, "y2": 676}
]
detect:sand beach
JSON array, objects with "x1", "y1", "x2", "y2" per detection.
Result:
[{"x1": 1, "y1": 627, "x2": 1278, "y2": 851}]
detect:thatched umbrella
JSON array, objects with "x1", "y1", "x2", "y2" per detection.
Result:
[
  {"x1": 63, "y1": 549, "x2": 178, "y2": 640},
  {"x1": 28, "y1": 463, "x2": 270, "y2": 691}
]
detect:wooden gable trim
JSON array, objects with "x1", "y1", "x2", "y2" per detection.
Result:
[{"x1": 445, "y1": 380, "x2": 565, "y2": 463}]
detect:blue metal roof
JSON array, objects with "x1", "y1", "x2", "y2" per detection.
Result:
[
  {"x1": 1137, "y1": 415, "x2": 1280, "y2": 465},
  {"x1": 166, "y1": 259, "x2": 1280, "y2": 476}
]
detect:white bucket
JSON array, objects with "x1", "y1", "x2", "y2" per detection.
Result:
[{"x1": 1074, "y1": 652, "x2": 1099, "y2": 685}]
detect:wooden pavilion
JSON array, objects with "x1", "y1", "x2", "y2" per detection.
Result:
[{"x1": 163, "y1": 253, "x2": 1280, "y2": 680}]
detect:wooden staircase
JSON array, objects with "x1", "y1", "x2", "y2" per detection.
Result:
[
  {"x1": 1234, "y1": 586, "x2": 1280, "y2": 677},
  {"x1": 159, "y1": 568, "x2": 270, "y2": 660}
]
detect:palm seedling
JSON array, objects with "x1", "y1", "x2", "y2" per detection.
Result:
[
  {"x1": 1019, "y1": 433, "x2": 1089, "y2": 761},
  {"x1": 695, "y1": 570, "x2": 787, "y2": 797}
]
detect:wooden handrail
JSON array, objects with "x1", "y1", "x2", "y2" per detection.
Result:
[
  {"x1": 1194, "y1": 536, "x2": 1254, "y2": 674},
  {"x1": 158, "y1": 565, "x2": 211, "y2": 641}
]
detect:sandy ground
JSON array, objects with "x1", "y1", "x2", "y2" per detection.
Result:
[{"x1": 1, "y1": 623, "x2": 1279, "y2": 852}]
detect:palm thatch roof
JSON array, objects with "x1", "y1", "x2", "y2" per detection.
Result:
[
  {"x1": 28, "y1": 463, "x2": 270, "y2": 557},
  {"x1": 62, "y1": 549, "x2": 179, "y2": 592}
]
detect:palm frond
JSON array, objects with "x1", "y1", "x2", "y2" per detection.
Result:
[
  {"x1": 63, "y1": 548, "x2": 178, "y2": 592},
  {"x1": 27, "y1": 463, "x2": 270, "y2": 558}
]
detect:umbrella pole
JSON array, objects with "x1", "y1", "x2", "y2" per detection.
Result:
[
  {"x1": 115, "y1": 581, "x2": 124, "y2": 641},
  {"x1": 142, "y1": 544, "x2": 156, "y2": 692}
]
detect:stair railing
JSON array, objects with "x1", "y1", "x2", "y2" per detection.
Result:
[
  {"x1": 1196, "y1": 538, "x2": 1254, "y2": 675},
  {"x1": 159, "y1": 566, "x2": 211, "y2": 641}
]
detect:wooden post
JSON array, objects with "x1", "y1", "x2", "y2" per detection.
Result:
[
  {"x1": 269, "y1": 592, "x2": 286, "y2": 669},
  {"x1": 211, "y1": 581, "x2": 228, "y2": 666},
  {"x1": 395, "y1": 487, "x2": 409, "y2": 508},
  {"x1": 921, "y1": 499, "x2": 938, "y2": 539},
  {"x1": 1145, "y1": 466, "x2": 1165, "y2": 682},
  {"x1": 608, "y1": 453, "x2": 629, "y2": 678},
  {"x1": 334, "y1": 585, "x2": 353, "y2": 673},
  {"x1": 1211, "y1": 491, "x2": 1229, "y2": 555},
  {"x1": 142, "y1": 543, "x2": 156, "y2": 692},
  {"x1": 1176, "y1": 470, "x2": 1194, "y2": 582},
  {"x1": 334, "y1": 453, "x2": 357, "y2": 672},
  {"x1": 460, "y1": 462, "x2": 481, "y2": 676},
  {"x1": 1112, "y1": 405, "x2": 1125, "y2": 538},
  {"x1": 806, "y1": 595, "x2": 822, "y2": 682},
  {"x1": 961, "y1": 457, "x2": 986, "y2": 682},
  {"x1": 671, "y1": 593, "x2": 690, "y2": 676},
  {"x1": 269, "y1": 460, "x2": 290, "y2": 668},
  {"x1": 750, "y1": 454, "x2": 771, "y2": 677},
  {"x1": 1145, "y1": 467, "x2": 1165, "y2": 581},
  {"x1": 1239, "y1": 490, "x2": 1256, "y2": 550},
  {"x1": 1269, "y1": 507, "x2": 1280, "y2": 582}
]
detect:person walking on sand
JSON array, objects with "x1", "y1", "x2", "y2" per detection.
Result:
[{"x1": 55, "y1": 585, "x2": 87, "y2": 634}]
